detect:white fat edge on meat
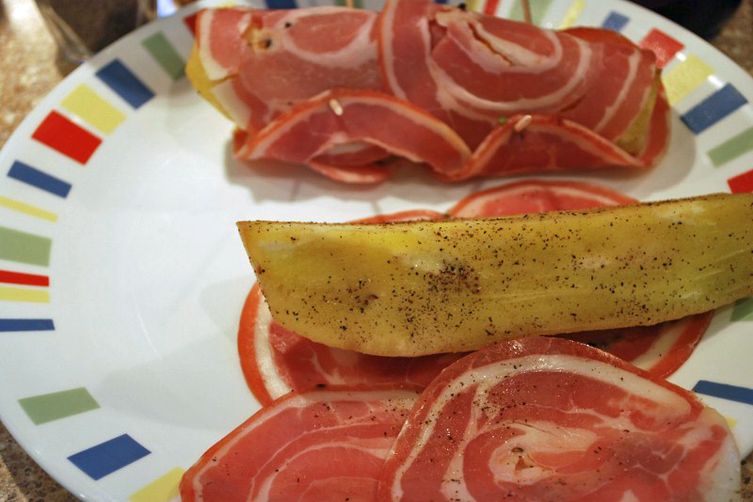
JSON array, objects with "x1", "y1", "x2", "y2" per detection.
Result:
[
  {"x1": 308, "y1": 162, "x2": 388, "y2": 183},
  {"x1": 439, "y1": 397, "x2": 483, "y2": 502},
  {"x1": 296, "y1": 339, "x2": 351, "y2": 386},
  {"x1": 424, "y1": 60, "x2": 495, "y2": 124},
  {"x1": 209, "y1": 79, "x2": 253, "y2": 130},
  {"x1": 324, "y1": 142, "x2": 380, "y2": 155},
  {"x1": 453, "y1": 184, "x2": 623, "y2": 218},
  {"x1": 462, "y1": 117, "x2": 640, "y2": 179},
  {"x1": 244, "y1": 98, "x2": 319, "y2": 158},
  {"x1": 619, "y1": 492, "x2": 640, "y2": 502},
  {"x1": 378, "y1": 0, "x2": 493, "y2": 128},
  {"x1": 432, "y1": 11, "x2": 517, "y2": 73},
  {"x1": 194, "y1": 389, "x2": 417, "y2": 498},
  {"x1": 390, "y1": 353, "x2": 693, "y2": 500},
  {"x1": 275, "y1": 10, "x2": 377, "y2": 69},
  {"x1": 249, "y1": 397, "x2": 417, "y2": 500},
  {"x1": 253, "y1": 440, "x2": 395, "y2": 501},
  {"x1": 487, "y1": 421, "x2": 599, "y2": 486},
  {"x1": 378, "y1": 0, "x2": 409, "y2": 100},
  {"x1": 431, "y1": 10, "x2": 563, "y2": 73},
  {"x1": 254, "y1": 294, "x2": 294, "y2": 399},
  {"x1": 593, "y1": 50, "x2": 642, "y2": 134},
  {"x1": 629, "y1": 317, "x2": 686, "y2": 372},
  {"x1": 248, "y1": 93, "x2": 471, "y2": 162},
  {"x1": 199, "y1": 10, "x2": 253, "y2": 82},
  {"x1": 471, "y1": 23, "x2": 562, "y2": 71},
  {"x1": 326, "y1": 350, "x2": 360, "y2": 384},
  {"x1": 527, "y1": 120, "x2": 640, "y2": 164},
  {"x1": 457, "y1": 126, "x2": 514, "y2": 179},
  {"x1": 694, "y1": 408, "x2": 742, "y2": 502},
  {"x1": 429, "y1": 39, "x2": 593, "y2": 115}
]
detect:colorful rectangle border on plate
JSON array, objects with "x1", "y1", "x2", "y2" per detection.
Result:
[
  {"x1": 693, "y1": 380, "x2": 753, "y2": 406},
  {"x1": 68, "y1": 434, "x2": 150, "y2": 480},
  {"x1": 19, "y1": 388, "x2": 99, "y2": 425}
]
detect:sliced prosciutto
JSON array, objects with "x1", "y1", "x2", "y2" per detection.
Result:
[
  {"x1": 452, "y1": 91, "x2": 670, "y2": 180},
  {"x1": 239, "y1": 285, "x2": 463, "y2": 406},
  {"x1": 189, "y1": 2, "x2": 668, "y2": 183},
  {"x1": 378, "y1": 1, "x2": 660, "y2": 149},
  {"x1": 379, "y1": 337, "x2": 740, "y2": 501},
  {"x1": 447, "y1": 179, "x2": 636, "y2": 217},
  {"x1": 192, "y1": 6, "x2": 389, "y2": 168},
  {"x1": 455, "y1": 115, "x2": 643, "y2": 179},
  {"x1": 563, "y1": 313, "x2": 711, "y2": 380},
  {"x1": 194, "y1": 7, "x2": 382, "y2": 132},
  {"x1": 376, "y1": 0, "x2": 492, "y2": 148},
  {"x1": 181, "y1": 388, "x2": 418, "y2": 502},
  {"x1": 236, "y1": 89, "x2": 472, "y2": 180}
]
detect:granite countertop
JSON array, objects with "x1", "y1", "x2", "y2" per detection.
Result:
[{"x1": 1, "y1": 0, "x2": 753, "y2": 499}]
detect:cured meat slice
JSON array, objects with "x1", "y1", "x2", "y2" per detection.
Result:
[
  {"x1": 196, "y1": 8, "x2": 255, "y2": 82},
  {"x1": 238, "y1": 209, "x2": 456, "y2": 405},
  {"x1": 314, "y1": 143, "x2": 390, "y2": 167},
  {"x1": 563, "y1": 313, "x2": 712, "y2": 380},
  {"x1": 238, "y1": 8, "x2": 382, "y2": 125},
  {"x1": 559, "y1": 27, "x2": 658, "y2": 144},
  {"x1": 379, "y1": 337, "x2": 740, "y2": 501},
  {"x1": 192, "y1": 3, "x2": 668, "y2": 181},
  {"x1": 239, "y1": 285, "x2": 462, "y2": 406},
  {"x1": 307, "y1": 161, "x2": 392, "y2": 184},
  {"x1": 457, "y1": 115, "x2": 645, "y2": 180},
  {"x1": 377, "y1": 0, "x2": 659, "y2": 154},
  {"x1": 429, "y1": 9, "x2": 592, "y2": 116},
  {"x1": 236, "y1": 89, "x2": 472, "y2": 179},
  {"x1": 447, "y1": 179, "x2": 635, "y2": 218},
  {"x1": 376, "y1": 0, "x2": 495, "y2": 148},
  {"x1": 193, "y1": 7, "x2": 382, "y2": 132},
  {"x1": 181, "y1": 388, "x2": 419, "y2": 502},
  {"x1": 233, "y1": 128, "x2": 392, "y2": 181}
]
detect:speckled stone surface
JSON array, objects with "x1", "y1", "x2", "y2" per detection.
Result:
[{"x1": 0, "y1": 0, "x2": 752, "y2": 499}]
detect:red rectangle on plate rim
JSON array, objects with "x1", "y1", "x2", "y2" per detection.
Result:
[
  {"x1": 31, "y1": 111, "x2": 102, "y2": 165},
  {"x1": 727, "y1": 169, "x2": 753, "y2": 193}
]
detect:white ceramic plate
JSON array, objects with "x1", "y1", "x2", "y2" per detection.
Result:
[{"x1": 1, "y1": 0, "x2": 753, "y2": 499}]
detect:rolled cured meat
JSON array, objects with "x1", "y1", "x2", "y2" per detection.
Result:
[
  {"x1": 180, "y1": 387, "x2": 419, "y2": 501},
  {"x1": 188, "y1": 1, "x2": 668, "y2": 183}
]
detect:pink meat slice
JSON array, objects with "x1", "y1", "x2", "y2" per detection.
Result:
[
  {"x1": 457, "y1": 115, "x2": 645, "y2": 180},
  {"x1": 559, "y1": 27, "x2": 658, "y2": 142},
  {"x1": 376, "y1": 0, "x2": 498, "y2": 149},
  {"x1": 377, "y1": 1, "x2": 659, "y2": 148},
  {"x1": 379, "y1": 337, "x2": 740, "y2": 501},
  {"x1": 235, "y1": 89, "x2": 471, "y2": 179},
  {"x1": 196, "y1": 8, "x2": 254, "y2": 82},
  {"x1": 180, "y1": 388, "x2": 419, "y2": 502},
  {"x1": 197, "y1": 7, "x2": 382, "y2": 131},
  {"x1": 237, "y1": 8, "x2": 383, "y2": 124},
  {"x1": 196, "y1": 6, "x2": 391, "y2": 169},
  {"x1": 197, "y1": 4, "x2": 667, "y2": 182},
  {"x1": 429, "y1": 9, "x2": 591, "y2": 116}
]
